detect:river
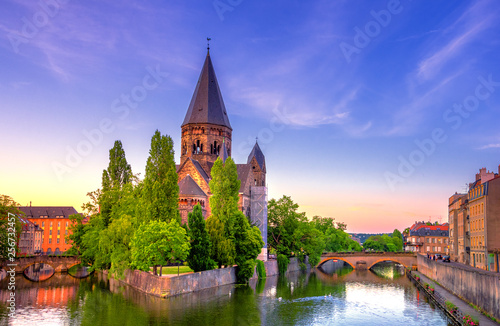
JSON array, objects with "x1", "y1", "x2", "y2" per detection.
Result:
[{"x1": 0, "y1": 261, "x2": 453, "y2": 326}]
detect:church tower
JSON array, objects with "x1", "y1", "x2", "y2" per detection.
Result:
[
  {"x1": 176, "y1": 49, "x2": 268, "y2": 259},
  {"x1": 180, "y1": 50, "x2": 232, "y2": 171}
]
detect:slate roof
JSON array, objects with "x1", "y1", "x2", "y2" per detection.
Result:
[
  {"x1": 247, "y1": 141, "x2": 266, "y2": 172},
  {"x1": 219, "y1": 141, "x2": 229, "y2": 163},
  {"x1": 410, "y1": 226, "x2": 449, "y2": 237},
  {"x1": 18, "y1": 206, "x2": 79, "y2": 219},
  {"x1": 237, "y1": 164, "x2": 252, "y2": 193},
  {"x1": 179, "y1": 175, "x2": 207, "y2": 197},
  {"x1": 182, "y1": 52, "x2": 232, "y2": 129}
]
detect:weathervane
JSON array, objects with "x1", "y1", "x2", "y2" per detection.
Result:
[{"x1": 207, "y1": 37, "x2": 211, "y2": 51}]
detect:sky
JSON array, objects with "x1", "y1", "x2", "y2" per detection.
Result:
[{"x1": 1, "y1": 0, "x2": 500, "y2": 233}]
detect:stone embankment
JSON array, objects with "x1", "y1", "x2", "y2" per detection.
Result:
[
  {"x1": 417, "y1": 254, "x2": 500, "y2": 322},
  {"x1": 106, "y1": 257, "x2": 309, "y2": 298}
]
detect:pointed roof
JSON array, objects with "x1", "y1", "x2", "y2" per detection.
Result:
[
  {"x1": 247, "y1": 141, "x2": 266, "y2": 172},
  {"x1": 182, "y1": 51, "x2": 232, "y2": 129},
  {"x1": 219, "y1": 141, "x2": 229, "y2": 163},
  {"x1": 178, "y1": 175, "x2": 207, "y2": 197}
]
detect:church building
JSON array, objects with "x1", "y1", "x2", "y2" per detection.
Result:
[{"x1": 176, "y1": 50, "x2": 268, "y2": 253}]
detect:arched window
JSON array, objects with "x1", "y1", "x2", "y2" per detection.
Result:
[{"x1": 210, "y1": 144, "x2": 213, "y2": 154}]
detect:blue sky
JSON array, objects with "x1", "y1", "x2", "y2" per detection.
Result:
[{"x1": 1, "y1": 0, "x2": 500, "y2": 232}]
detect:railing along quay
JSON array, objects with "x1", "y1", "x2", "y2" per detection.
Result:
[{"x1": 407, "y1": 270, "x2": 467, "y2": 326}]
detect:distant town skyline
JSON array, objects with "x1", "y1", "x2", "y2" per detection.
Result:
[{"x1": 2, "y1": 1, "x2": 500, "y2": 232}]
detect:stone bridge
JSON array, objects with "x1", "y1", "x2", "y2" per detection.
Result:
[
  {"x1": 319, "y1": 252, "x2": 417, "y2": 270},
  {"x1": 1, "y1": 255, "x2": 81, "y2": 274}
]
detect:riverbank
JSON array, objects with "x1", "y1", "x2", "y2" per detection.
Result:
[
  {"x1": 103, "y1": 257, "x2": 310, "y2": 298},
  {"x1": 417, "y1": 254, "x2": 500, "y2": 322},
  {"x1": 409, "y1": 271, "x2": 500, "y2": 326}
]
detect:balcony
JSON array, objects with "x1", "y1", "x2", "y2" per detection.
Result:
[{"x1": 466, "y1": 247, "x2": 470, "y2": 252}]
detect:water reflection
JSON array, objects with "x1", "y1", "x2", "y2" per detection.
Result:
[
  {"x1": 67, "y1": 264, "x2": 92, "y2": 278},
  {"x1": 370, "y1": 261, "x2": 405, "y2": 279},
  {"x1": 1, "y1": 264, "x2": 454, "y2": 326},
  {"x1": 23, "y1": 263, "x2": 55, "y2": 282}
]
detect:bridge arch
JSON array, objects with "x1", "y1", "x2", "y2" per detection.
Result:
[
  {"x1": 367, "y1": 258, "x2": 408, "y2": 270},
  {"x1": 318, "y1": 257, "x2": 355, "y2": 269}
]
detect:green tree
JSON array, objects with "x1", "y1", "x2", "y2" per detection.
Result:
[
  {"x1": 100, "y1": 140, "x2": 133, "y2": 226},
  {"x1": 130, "y1": 219, "x2": 190, "y2": 276},
  {"x1": 294, "y1": 221, "x2": 325, "y2": 266},
  {"x1": 141, "y1": 130, "x2": 180, "y2": 224},
  {"x1": 363, "y1": 233, "x2": 401, "y2": 252},
  {"x1": 99, "y1": 216, "x2": 134, "y2": 277},
  {"x1": 233, "y1": 211, "x2": 264, "y2": 283},
  {"x1": 209, "y1": 157, "x2": 240, "y2": 226},
  {"x1": 267, "y1": 195, "x2": 306, "y2": 257},
  {"x1": 206, "y1": 215, "x2": 235, "y2": 268},
  {"x1": 206, "y1": 157, "x2": 240, "y2": 267},
  {"x1": 391, "y1": 229, "x2": 403, "y2": 251},
  {"x1": 66, "y1": 213, "x2": 87, "y2": 256},
  {"x1": 0, "y1": 195, "x2": 23, "y2": 259},
  {"x1": 187, "y1": 204, "x2": 214, "y2": 272}
]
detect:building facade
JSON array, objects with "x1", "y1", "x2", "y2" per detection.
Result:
[
  {"x1": 448, "y1": 166, "x2": 500, "y2": 272},
  {"x1": 468, "y1": 168, "x2": 500, "y2": 271},
  {"x1": 448, "y1": 193, "x2": 467, "y2": 262},
  {"x1": 405, "y1": 221, "x2": 449, "y2": 256},
  {"x1": 17, "y1": 216, "x2": 43, "y2": 256},
  {"x1": 176, "y1": 50, "x2": 268, "y2": 256},
  {"x1": 18, "y1": 206, "x2": 79, "y2": 255}
]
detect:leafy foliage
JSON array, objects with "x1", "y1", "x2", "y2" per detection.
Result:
[
  {"x1": 256, "y1": 260, "x2": 266, "y2": 279},
  {"x1": 268, "y1": 195, "x2": 306, "y2": 257},
  {"x1": 363, "y1": 231, "x2": 403, "y2": 252},
  {"x1": 67, "y1": 132, "x2": 189, "y2": 276},
  {"x1": 268, "y1": 196, "x2": 360, "y2": 269},
  {"x1": 277, "y1": 254, "x2": 289, "y2": 275},
  {"x1": 100, "y1": 140, "x2": 133, "y2": 226},
  {"x1": 140, "y1": 130, "x2": 180, "y2": 224},
  {"x1": 130, "y1": 219, "x2": 190, "y2": 275},
  {"x1": 187, "y1": 204, "x2": 214, "y2": 272},
  {"x1": 206, "y1": 157, "x2": 263, "y2": 283},
  {"x1": 0, "y1": 195, "x2": 23, "y2": 259}
]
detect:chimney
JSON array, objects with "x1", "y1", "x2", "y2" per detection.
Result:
[{"x1": 30, "y1": 201, "x2": 32, "y2": 207}]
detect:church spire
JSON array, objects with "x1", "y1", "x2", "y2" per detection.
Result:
[
  {"x1": 247, "y1": 140, "x2": 266, "y2": 172},
  {"x1": 182, "y1": 51, "x2": 232, "y2": 129}
]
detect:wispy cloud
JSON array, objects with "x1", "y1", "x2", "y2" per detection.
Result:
[
  {"x1": 477, "y1": 143, "x2": 500, "y2": 150},
  {"x1": 416, "y1": 1, "x2": 497, "y2": 82}
]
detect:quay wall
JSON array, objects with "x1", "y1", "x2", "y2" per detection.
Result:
[
  {"x1": 111, "y1": 257, "x2": 310, "y2": 298},
  {"x1": 417, "y1": 254, "x2": 500, "y2": 320}
]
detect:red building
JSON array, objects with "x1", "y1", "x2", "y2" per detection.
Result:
[{"x1": 18, "y1": 206, "x2": 80, "y2": 255}]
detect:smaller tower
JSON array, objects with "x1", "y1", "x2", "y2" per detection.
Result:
[{"x1": 247, "y1": 141, "x2": 266, "y2": 187}]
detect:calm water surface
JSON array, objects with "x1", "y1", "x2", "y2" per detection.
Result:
[{"x1": 0, "y1": 262, "x2": 453, "y2": 326}]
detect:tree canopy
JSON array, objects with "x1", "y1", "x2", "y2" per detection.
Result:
[
  {"x1": 187, "y1": 204, "x2": 214, "y2": 272},
  {"x1": 130, "y1": 219, "x2": 190, "y2": 275},
  {"x1": 0, "y1": 195, "x2": 23, "y2": 259}
]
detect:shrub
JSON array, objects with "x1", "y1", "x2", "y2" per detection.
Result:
[
  {"x1": 256, "y1": 260, "x2": 266, "y2": 279},
  {"x1": 277, "y1": 254, "x2": 289, "y2": 275},
  {"x1": 445, "y1": 301, "x2": 458, "y2": 314},
  {"x1": 463, "y1": 314, "x2": 479, "y2": 326}
]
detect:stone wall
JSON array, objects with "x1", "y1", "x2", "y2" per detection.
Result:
[
  {"x1": 112, "y1": 257, "x2": 309, "y2": 298},
  {"x1": 417, "y1": 254, "x2": 500, "y2": 320}
]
